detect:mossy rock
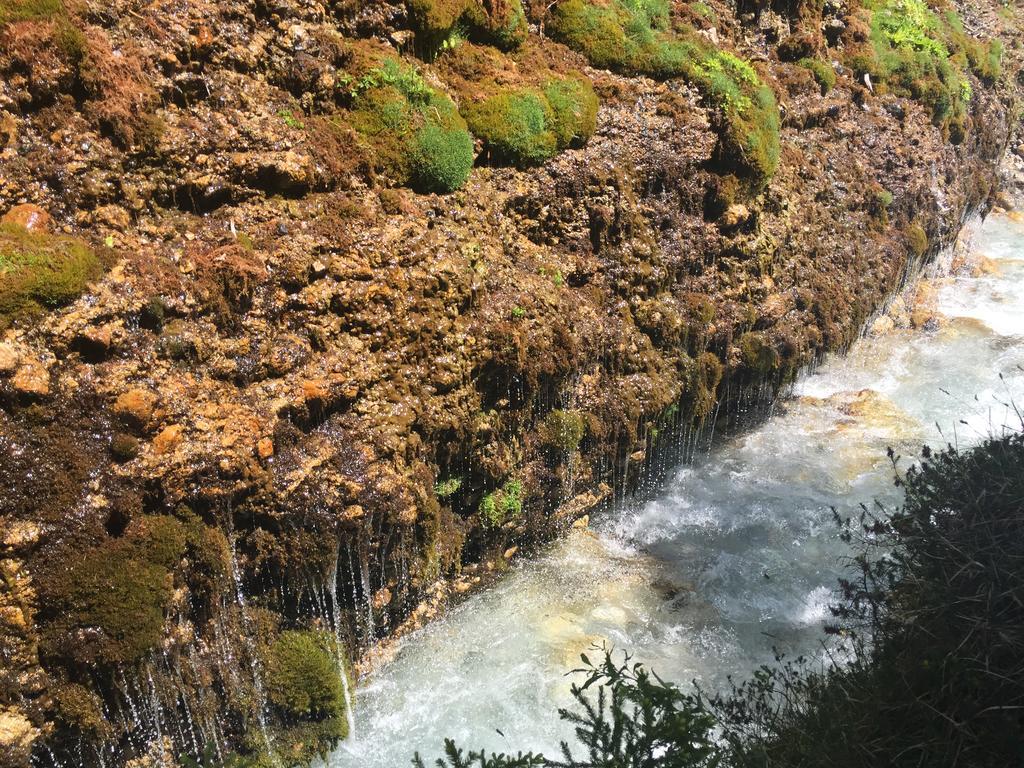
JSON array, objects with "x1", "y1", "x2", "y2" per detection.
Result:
[
  {"x1": 547, "y1": 1, "x2": 779, "y2": 186},
  {"x1": 479, "y1": 478, "x2": 523, "y2": 528},
  {"x1": 684, "y1": 352, "x2": 723, "y2": 422},
  {"x1": 0, "y1": 0, "x2": 64, "y2": 26},
  {"x1": 264, "y1": 629, "x2": 351, "y2": 763},
  {"x1": 407, "y1": 0, "x2": 527, "y2": 56},
  {"x1": 36, "y1": 515, "x2": 214, "y2": 666},
  {"x1": 463, "y1": 77, "x2": 598, "y2": 167},
  {"x1": 539, "y1": 409, "x2": 586, "y2": 453},
  {"x1": 905, "y1": 222, "x2": 928, "y2": 257},
  {"x1": 797, "y1": 57, "x2": 837, "y2": 94},
  {"x1": 110, "y1": 432, "x2": 140, "y2": 462},
  {"x1": 52, "y1": 683, "x2": 108, "y2": 737},
  {"x1": 739, "y1": 332, "x2": 780, "y2": 375},
  {"x1": 464, "y1": 88, "x2": 556, "y2": 166},
  {"x1": 41, "y1": 521, "x2": 186, "y2": 665},
  {"x1": 0, "y1": 223, "x2": 105, "y2": 327},
  {"x1": 548, "y1": 0, "x2": 677, "y2": 77},
  {"x1": 347, "y1": 58, "x2": 474, "y2": 192}
]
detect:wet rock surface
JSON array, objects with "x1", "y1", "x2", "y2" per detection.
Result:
[{"x1": 0, "y1": 0, "x2": 1022, "y2": 765}]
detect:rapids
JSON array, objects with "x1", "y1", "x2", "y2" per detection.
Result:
[{"x1": 330, "y1": 212, "x2": 1024, "y2": 766}]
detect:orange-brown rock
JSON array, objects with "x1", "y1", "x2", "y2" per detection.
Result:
[
  {"x1": 256, "y1": 437, "x2": 274, "y2": 458},
  {"x1": 1, "y1": 203, "x2": 50, "y2": 232},
  {"x1": 152, "y1": 424, "x2": 184, "y2": 455},
  {"x1": 11, "y1": 362, "x2": 49, "y2": 397},
  {"x1": 113, "y1": 388, "x2": 159, "y2": 431}
]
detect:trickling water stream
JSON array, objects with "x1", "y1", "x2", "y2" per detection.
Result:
[{"x1": 331, "y1": 213, "x2": 1024, "y2": 766}]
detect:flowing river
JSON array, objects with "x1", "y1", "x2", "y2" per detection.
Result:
[{"x1": 330, "y1": 211, "x2": 1024, "y2": 766}]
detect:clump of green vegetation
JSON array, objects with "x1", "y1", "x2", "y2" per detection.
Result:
[
  {"x1": 407, "y1": 0, "x2": 527, "y2": 56},
  {"x1": 434, "y1": 477, "x2": 463, "y2": 497},
  {"x1": 539, "y1": 409, "x2": 586, "y2": 453},
  {"x1": 348, "y1": 58, "x2": 475, "y2": 193},
  {"x1": 0, "y1": 223, "x2": 105, "y2": 327},
  {"x1": 40, "y1": 516, "x2": 187, "y2": 665},
  {"x1": 264, "y1": 630, "x2": 350, "y2": 763},
  {"x1": 547, "y1": 0, "x2": 677, "y2": 77},
  {"x1": 53, "y1": 683, "x2": 109, "y2": 738},
  {"x1": 905, "y1": 222, "x2": 928, "y2": 257},
  {"x1": 684, "y1": 352, "x2": 723, "y2": 423},
  {"x1": 542, "y1": 79, "x2": 599, "y2": 150},
  {"x1": 548, "y1": 1, "x2": 779, "y2": 185},
  {"x1": 797, "y1": 57, "x2": 837, "y2": 93},
  {"x1": 278, "y1": 109, "x2": 304, "y2": 130},
  {"x1": 0, "y1": 0, "x2": 64, "y2": 25},
  {"x1": 738, "y1": 331, "x2": 780, "y2": 374},
  {"x1": 463, "y1": 76, "x2": 598, "y2": 167},
  {"x1": 850, "y1": 0, "x2": 1002, "y2": 142},
  {"x1": 479, "y1": 478, "x2": 524, "y2": 528},
  {"x1": 866, "y1": 183, "x2": 894, "y2": 228},
  {"x1": 265, "y1": 630, "x2": 348, "y2": 722}
]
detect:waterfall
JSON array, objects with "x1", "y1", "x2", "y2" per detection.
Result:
[
  {"x1": 327, "y1": 536, "x2": 357, "y2": 739},
  {"x1": 227, "y1": 532, "x2": 276, "y2": 761}
]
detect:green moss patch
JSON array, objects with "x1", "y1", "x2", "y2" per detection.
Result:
[
  {"x1": 479, "y1": 478, "x2": 524, "y2": 528},
  {"x1": 0, "y1": 0, "x2": 64, "y2": 25},
  {"x1": 407, "y1": 0, "x2": 527, "y2": 56},
  {"x1": 264, "y1": 629, "x2": 350, "y2": 761},
  {"x1": 797, "y1": 57, "x2": 837, "y2": 93},
  {"x1": 547, "y1": 1, "x2": 779, "y2": 186},
  {"x1": 547, "y1": 0, "x2": 679, "y2": 77},
  {"x1": 539, "y1": 409, "x2": 586, "y2": 453},
  {"x1": 40, "y1": 516, "x2": 187, "y2": 665},
  {"x1": 346, "y1": 58, "x2": 474, "y2": 193},
  {"x1": 851, "y1": 0, "x2": 1002, "y2": 142},
  {"x1": 439, "y1": 41, "x2": 600, "y2": 169},
  {"x1": 0, "y1": 223, "x2": 105, "y2": 326}
]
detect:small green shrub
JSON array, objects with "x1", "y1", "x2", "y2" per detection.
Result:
[
  {"x1": 797, "y1": 57, "x2": 837, "y2": 93},
  {"x1": 464, "y1": 77, "x2": 598, "y2": 167},
  {"x1": 413, "y1": 122, "x2": 476, "y2": 192},
  {"x1": 278, "y1": 109, "x2": 304, "y2": 130},
  {"x1": 0, "y1": 223, "x2": 104, "y2": 326},
  {"x1": 479, "y1": 478, "x2": 524, "y2": 528},
  {"x1": 348, "y1": 58, "x2": 474, "y2": 192}
]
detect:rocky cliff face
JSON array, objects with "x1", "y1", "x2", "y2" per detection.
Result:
[{"x1": 0, "y1": 0, "x2": 1021, "y2": 765}]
